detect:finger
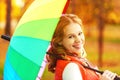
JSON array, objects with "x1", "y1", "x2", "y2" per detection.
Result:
[
  {"x1": 103, "y1": 70, "x2": 116, "y2": 80},
  {"x1": 111, "y1": 73, "x2": 117, "y2": 80},
  {"x1": 106, "y1": 71, "x2": 116, "y2": 79},
  {"x1": 103, "y1": 70, "x2": 110, "y2": 76}
]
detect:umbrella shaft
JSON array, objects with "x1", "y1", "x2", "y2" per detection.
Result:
[
  {"x1": 1, "y1": 35, "x2": 10, "y2": 41},
  {"x1": 82, "y1": 65, "x2": 120, "y2": 80}
]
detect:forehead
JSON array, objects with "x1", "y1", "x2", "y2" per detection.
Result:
[{"x1": 63, "y1": 23, "x2": 82, "y2": 35}]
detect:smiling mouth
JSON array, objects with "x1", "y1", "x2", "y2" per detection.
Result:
[{"x1": 72, "y1": 45, "x2": 82, "y2": 49}]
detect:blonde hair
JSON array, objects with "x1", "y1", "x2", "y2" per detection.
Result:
[{"x1": 47, "y1": 14, "x2": 86, "y2": 73}]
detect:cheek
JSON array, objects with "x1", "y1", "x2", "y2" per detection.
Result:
[
  {"x1": 63, "y1": 42, "x2": 70, "y2": 48},
  {"x1": 62, "y1": 41, "x2": 73, "y2": 51},
  {"x1": 62, "y1": 40, "x2": 71, "y2": 47}
]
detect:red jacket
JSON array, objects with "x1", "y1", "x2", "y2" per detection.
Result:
[{"x1": 55, "y1": 56, "x2": 99, "y2": 80}]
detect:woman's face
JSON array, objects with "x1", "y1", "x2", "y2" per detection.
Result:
[{"x1": 61, "y1": 23, "x2": 85, "y2": 56}]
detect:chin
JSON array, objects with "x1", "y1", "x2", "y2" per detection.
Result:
[
  {"x1": 73, "y1": 51, "x2": 80, "y2": 55},
  {"x1": 76, "y1": 51, "x2": 82, "y2": 55}
]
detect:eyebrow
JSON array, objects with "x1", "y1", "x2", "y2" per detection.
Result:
[
  {"x1": 64, "y1": 33, "x2": 74, "y2": 38},
  {"x1": 67, "y1": 31, "x2": 82, "y2": 35}
]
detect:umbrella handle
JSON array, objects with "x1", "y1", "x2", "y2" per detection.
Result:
[
  {"x1": 82, "y1": 64, "x2": 103, "y2": 74},
  {"x1": 1, "y1": 35, "x2": 11, "y2": 41},
  {"x1": 82, "y1": 65, "x2": 120, "y2": 80}
]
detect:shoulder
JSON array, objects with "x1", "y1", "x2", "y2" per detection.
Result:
[
  {"x1": 64, "y1": 62, "x2": 80, "y2": 71},
  {"x1": 62, "y1": 62, "x2": 83, "y2": 80}
]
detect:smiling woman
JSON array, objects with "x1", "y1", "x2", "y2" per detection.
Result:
[
  {"x1": 62, "y1": 22, "x2": 85, "y2": 57},
  {"x1": 46, "y1": 14, "x2": 118, "y2": 80}
]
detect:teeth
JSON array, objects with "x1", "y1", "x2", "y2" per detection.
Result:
[
  {"x1": 73, "y1": 44, "x2": 83, "y2": 49},
  {"x1": 73, "y1": 45, "x2": 81, "y2": 49}
]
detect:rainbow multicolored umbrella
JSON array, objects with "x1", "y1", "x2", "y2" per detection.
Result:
[{"x1": 3, "y1": 0, "x2": 70, "y2": 80}]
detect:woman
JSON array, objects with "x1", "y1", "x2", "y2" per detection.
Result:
[{"x1": 47, "y1": 14, "x2": 117, "y2": 80}]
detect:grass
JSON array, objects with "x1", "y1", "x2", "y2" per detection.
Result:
[
  {"x1": 84, "y1": 24, "x2": 120, "y2": 76},
  {"x1": 0, "y1": 24, "x2": 120, "y2": 79},
  {"x1": 41, "y1": 66, "x2": 54, "y2": 80},
  {"x1": 86, "y1": 47, "x2": 120, "y2": 75}
]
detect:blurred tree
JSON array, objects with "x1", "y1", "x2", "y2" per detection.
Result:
[
  {"x1": 0, "y1": 0, "x2": 6, "y2": 22},
  {"x1": 5, "y1": 0, "x2": 11, "y2": 35},
  {"x1": 90, "y1": 0, "x2": 114, "y2": 67},
  {"x1": 94, "y1": 0, "x2": 105, "y2": 67},
  {"x1": 3, "y1": 0, "x2": 33, "y2": 36}
]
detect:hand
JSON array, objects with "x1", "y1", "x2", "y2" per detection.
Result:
[{"x1": 100, "y1": 70, "x2": 117, "y2": 80}]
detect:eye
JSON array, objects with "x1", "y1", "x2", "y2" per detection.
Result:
[
  {"x1": 78, "y1": 32, "x2": 82, "y2": 36},
  {"x1": 68, "y1": 35, "x2": 74, "y2": 39}
]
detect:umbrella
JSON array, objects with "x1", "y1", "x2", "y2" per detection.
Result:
[{"x1": 3, "y1": 0, "x2": 70, "y2": 80}]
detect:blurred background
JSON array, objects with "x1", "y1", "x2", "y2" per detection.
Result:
[{"x1": 0, "y1": 0, "x2": 120, "y2": 80}]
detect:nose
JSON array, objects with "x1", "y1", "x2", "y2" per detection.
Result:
[
  {"x1": 75, "y1": 35, "x2": 85, "y2": 44},
  {"x1": 75, "y1": 36, "x2": 81, "y2": 43}
]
